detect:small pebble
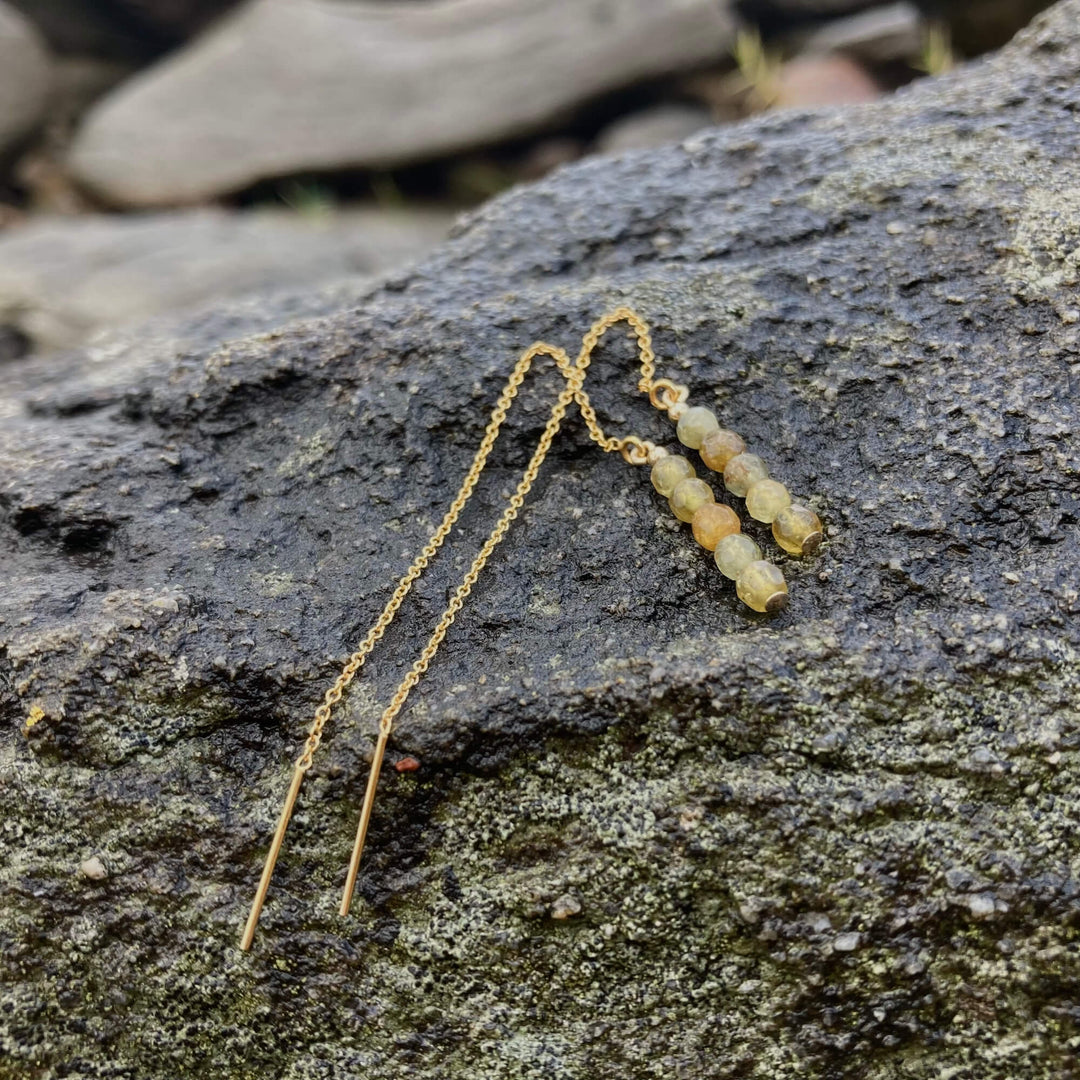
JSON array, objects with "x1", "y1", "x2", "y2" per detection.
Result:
[
  {"x1": 833, "y1": 931, "x2": 861, "y2": 952},
  {"x1": 550, "y1": 894, "x2": 582, "y2": 920},
  {"x1": 395, "y1": 756, "x2": 421, "y2": 772},
  {"x1": 79, "y1": 856, "x2": 107, "y2": 880}
]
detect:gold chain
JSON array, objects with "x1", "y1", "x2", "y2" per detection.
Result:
[{"x1": 241, "y1": 306, "x2": 670, "y2": 950}]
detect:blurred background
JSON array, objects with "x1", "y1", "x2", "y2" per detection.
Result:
[{"x1": 0, "y1": 0, "x2": 1056, "y2": 361}]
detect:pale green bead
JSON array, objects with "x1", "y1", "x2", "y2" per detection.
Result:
[
  {"x1": 650, "y1": 454, "x2": 695, "y2": 497},
  {"x1": 773, "y1": 504, "x2": 823, "y2": 555},
  {"x1": 714, "y1": 533, "x2": 762, "y2": 579},
  {"x1": 723, "y1": 452, "x2": 769, "y2": 497},
  {"x1": 736, "y1": 560, "x2": 789, "y2": 613},
  {"x1": 745, "y1": 478, "x2": 791, "y2": 523},
  {"x1": 669, "y1": 477, "x2": 714, "y2": 523},
  {"x1": 676, "y1": 405, "x2": 721, "y2": 450}
]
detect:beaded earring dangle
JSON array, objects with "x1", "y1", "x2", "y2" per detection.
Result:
[
  {"x1": 652, "y1": 396, "x2": 823, "y2": 612},
  {"x1": 240, "y1": 308, "x2": 823, "y2": 951}
]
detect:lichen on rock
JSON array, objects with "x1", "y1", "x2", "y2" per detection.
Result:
[{"x1": 3, "y1": 3, "x2": 1080, "y2": 1076}]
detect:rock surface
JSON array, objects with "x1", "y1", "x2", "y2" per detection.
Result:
[
  {"x1": 0, "y1": 207, "x2": 451, "y2": 350},
  {"x1": 4, "y1": 3, "x2": 1080, "y2": 1077},
  {"x1": 68, "y1": 0, "x2": 737, "y2": 207},
  {"x1": 0, "y1": 1, "x2": 52, "y2": 155}
]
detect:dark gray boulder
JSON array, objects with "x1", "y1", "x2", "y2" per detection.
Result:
[{"x1": 3, "y1": 3, "x2": 1080, "y2": 1077}]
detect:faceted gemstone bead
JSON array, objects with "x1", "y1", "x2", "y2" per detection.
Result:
[
  {"x1": 736, "y1": 560, "x2": 789, "y2": 613},
  {"x1": 669, "y1": 477, "x2": 714, "y2": 523},
  {"x1": 714, "y1": 533, "x2": 762, "y2": 579},
  {"x1": 745, "y1": 478, "x2": 791, "y2": 523},
  {"x1": 772, "y1": 503, "x2": 823, "y2": 555},
  {"x1": 699, "y1": 428, "x2": 745, "y2": 472},
  {"x1": 676, "y1": 405, "x2": 721, "y2": 450},
  {"x1": 650, "y1": 454, "x2": 695, "y2": 497},
  {"x1": 723, "y1": 452, "x2": 769, "y2": 497},
  {"x1": 690, "y1": 502, "x2": 741, "y2": 551}
]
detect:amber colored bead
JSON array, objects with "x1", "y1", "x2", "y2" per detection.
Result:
[
  {"x1": 723, "y1": 452, "x2": 769, "y2": 497},
  {"x1": 650, "y1": 454, "x2": 695, "y2": 497},
  {"x1": 736, "y1": 560, "x2": 789, "y2": 613},
  {"x1": 772, "y1": 503, "x2": 823, "y2": 555},
  {"x1": 669, "y1": 477, "x2": 714, "y2": 523},
  {"x1": 691, "y1": 502, "x2": 741, "y2": 551},
  {"x1": 714, "y1": 533, "x2": 762, "y2": 579},
  {"x1": 676, "y1": 405, "x2": 721, "y2": 450},
  {"x1": 699, "y1": 429, "x2": 745, "y2": 473},
  {"x1": 745, "y1": 478, "x2": 791, "y2": 523}
]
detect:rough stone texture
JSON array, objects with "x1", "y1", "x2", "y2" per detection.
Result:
[
  {"x1": 0, "y1": 207, "x2": 451, "y2": 350},
  {"x1": 4, "y1": 3, "x2": 1080, "y2": 1077},
  {"x1": 0, "y1": 1, "x2": 52, "y2": 155},
  {"x1": 68, "y1": 0, "x2": 737, "y2": 207}
]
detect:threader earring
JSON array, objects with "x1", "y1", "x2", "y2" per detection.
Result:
[{"x1": 240, "y1": 307, "x2": 823, "y2": 951}]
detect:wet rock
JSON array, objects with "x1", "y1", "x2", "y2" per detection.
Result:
[
  {"x1": 3, "y1": 3, "x2": 1080, "y2": 1077},
  {"x1": 0, "y1": 1, "x2": 52, "y2": 155},
  {"x1": 68, "y1": 0, "x2": 737, "y2": 207},
  {"x1": 550, "y1": 894, "x2": 583, "y2": 920},
  {"x1": 0, "y1": 206, "x2": 451, "y2": 350},
  {"x1": 78, "y1": 856, "x2": 107, "y2": 880}
]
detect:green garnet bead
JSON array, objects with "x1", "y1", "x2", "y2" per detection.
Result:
[
  {"x1": 736, "y1": 560, "x2": 789, "y2": 613},
  {"x1": 700, "y1": 428, "x2": 745, "y2": 472},
  {"x1": 714, "y1": 533, "x2": 762, "y2": 579},
  {"x1": 669, "y1": 477, "x2": 714, "y2": 523},
  {"x1": 676, "y1": 406, "x2": 721, "y2": 450},
  {"x1": 723, "y1": 452, "x2": 769, "y2": 497},
  {"x1": 691, "y1": 502, "x2": 741, "y2": 551},
  {"x1": 772, "y1": 503, "x2": 823, "y2": 555},
  {"x1": 745, "y1": 478, "x2": 791, "y2": 524},
  {"x1": 650, "y1": 454, "x2": 695, "y2": 497}
]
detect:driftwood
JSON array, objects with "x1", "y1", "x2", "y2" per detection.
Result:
[{"x1": 69, "y1": 0, "x2": 736, "y2": 205}]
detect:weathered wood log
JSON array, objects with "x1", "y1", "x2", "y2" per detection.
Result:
[{"x1": 69, "y1": 0, "x2": 737, "y2": 205}]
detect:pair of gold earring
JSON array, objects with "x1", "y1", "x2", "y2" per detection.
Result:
[{"x1": 240, "y1": 307, "x2": 823, "y2": 951}]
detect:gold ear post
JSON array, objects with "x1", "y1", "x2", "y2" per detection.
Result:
[
  {"x1": 240, "y1": 765, "x2": 306, "y2": 951},
  {"x1": 340, "y1": 728, "x2": 390, "y2": 915},
  {"x1": 242, "y1": 310, "x2": 672, "y2": 949}
]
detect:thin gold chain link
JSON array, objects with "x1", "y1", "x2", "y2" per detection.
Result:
[
  {"x1": 295, "y1": 306, "x2": 658, "y2": 772},
  {"x1": 241, "y1": 307, "x2": 669, "y2": 949}
]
